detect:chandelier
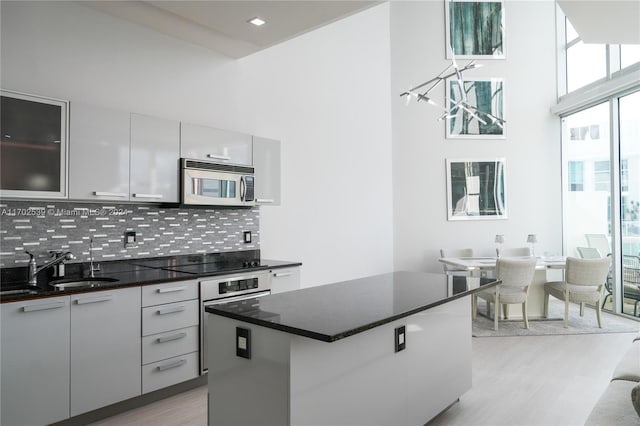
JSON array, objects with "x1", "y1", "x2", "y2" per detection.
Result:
[{"x1": 399, "y1": 58, "x2": 506, "y2": 128}]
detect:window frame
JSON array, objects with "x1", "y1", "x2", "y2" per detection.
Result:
[{"x1": 556, "y1": 6, "x2": 640, "y2": 317}]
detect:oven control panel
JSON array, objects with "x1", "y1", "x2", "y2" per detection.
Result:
[
  {"x1": 200, "y1": 271, "x2": 270, "y2": 301},
  {"x1": 219, "y1": 277, "x2": 259, "y2": 294}
]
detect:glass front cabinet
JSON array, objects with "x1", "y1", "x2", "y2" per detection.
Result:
[{"x1": 0, "y1": 90, "x2": 68, "y2": 198}]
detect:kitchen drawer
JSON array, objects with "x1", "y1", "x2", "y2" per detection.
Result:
[
  {"x1": 142, "y1": 352, "x2": 199, "y2": 394},
  {"x1": 142, "y1": 299, "x2": 199, "y2": 336},
  {"x1": 142, "y1": 325, "x2": 199, "y2": 365},
  {"x1": 142, "y1": 280, "x2": 198, "y2": 307}
]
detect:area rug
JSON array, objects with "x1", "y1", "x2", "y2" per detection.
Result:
[{"x1": 472, "y1": 299, "x2": 640, "y2": 337}]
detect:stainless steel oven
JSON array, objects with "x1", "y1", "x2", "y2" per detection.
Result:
[{"x1": 200, "y1": 272, "x2": 269, "y2": 374}]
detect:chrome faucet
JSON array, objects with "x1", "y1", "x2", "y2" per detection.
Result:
[
  {"x1": 88, "y1": 238, "x2": 100, "y2": 278},
  {"x1": 25, "y1": 250, "x2": 75, "y2": 287}
]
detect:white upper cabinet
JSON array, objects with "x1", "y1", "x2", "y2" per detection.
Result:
[
  {"x1": 130, "y1": 114, "x2": 180, "y2": 203},
  {"x1": 69, "y1": 103, "x2": 181, "y2": 203},
  {"x1": 0, "y1": 90, "x2": 68, "y2": 199},
  {"x1": 69, "y1": 102, "x2": 130, "y2": 201},
  {"x1": 253, "y1": 136, "x2": 281, "y2": 206},
  {"x1": 180, "y1": 123, "x2": 252, "y2": 166}
]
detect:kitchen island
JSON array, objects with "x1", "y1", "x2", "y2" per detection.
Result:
[{"x1": 206, "y1": 271, "x2": 499, "y2": 426}]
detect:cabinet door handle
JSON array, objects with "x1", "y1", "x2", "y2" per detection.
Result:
[
  {"x1": 132, "y1": 193, "x2": 163, "y2": 199},
  {"x1": 157, "y1": 286, "x2": 186, "y2": 294},
  {"x1": 255, "y1": 199, "x2": 275, "y2": 204},
  {"x1": 75, "y1": 295, "x2": 113, "y2": 305},
  {"x1": 157, "y1": 306, "x2": 186, "y2": 315},
  {"x1": 157, "y1": 359, "x2": 187, "y2": 371},
  {"x1": 206, "y1": 154, "x2": 231, "y2": 161},
  {"x1": 22, "y1": 301, "x2": 66, "y2": 312},
  {"x1": 273, "y1": 272, "x2": 292, "y2": 278},
  {"x1": 93, "y1": 191, "x2": 127, "y2": 198},
  {"x1": 157, "y1": 332, "x2": 187, "y2": 344}
]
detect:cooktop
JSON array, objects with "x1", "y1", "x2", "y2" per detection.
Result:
[{"x1": 129, "y1": 251, "x2": 262, "y2": 275}]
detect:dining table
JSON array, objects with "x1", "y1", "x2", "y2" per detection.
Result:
[{"x1": 438, "y1": 256, "x2": 566, "y2": 319}]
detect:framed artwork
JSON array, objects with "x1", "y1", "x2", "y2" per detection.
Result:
[
  {"x1": 446, "y1": 0, "x2": 505, "y2": 59},
  {"x1": 446, "y1": 158, "x2": 507, "y2": 221},
  {"x1": 446, "y1": 77, "x2": 505, "y2": 139}
]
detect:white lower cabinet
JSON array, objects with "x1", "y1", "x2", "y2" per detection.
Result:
[
  {"x1": 269, "y1": 266, "x2": 301, "y2": 294},
  {"x1": 1, "y1": 296, "x2": 71, "y2": 426},
  {"x1": 0, "y1": 279, "x2": 203, "y2": 424},
  {"x1": 141, "y1": 299, "x2": 199, "y2": 336},
  {"x1": 70, "y1": 287, "x2": 141, "y2": 416},
  {"x1": 141, "y1": 280, "x2": 200, "y2": 393},
  {"x1": 142, "y1": 352, "x2": 200, "y2": 394},
  {"x1": 142, "y1": 325, "x2": 199, "y2": 365}
]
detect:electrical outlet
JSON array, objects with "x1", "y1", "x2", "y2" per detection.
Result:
[
  {"x1": 243, "y1": 231, "x2": 252, "y2": 244},
  {"x1": 236, "y1": 327, "x2": 251, "y2": 359},
  {"x1": 124, "y1": 231, "x2": 136, "y2": 248},
  {"x1": 395, "y1": 326, "x2": 406, "y2": 352}
]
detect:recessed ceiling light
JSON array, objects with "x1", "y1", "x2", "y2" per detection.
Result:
[{"x1": 247, "y1": 17, "x2": 266, "y2": 27}]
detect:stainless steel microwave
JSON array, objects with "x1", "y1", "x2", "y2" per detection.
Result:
[{"x1": 181, "y1": 158, "x2": 255, "y2": 207}]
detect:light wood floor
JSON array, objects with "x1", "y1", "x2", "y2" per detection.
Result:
[{"x1": 92, "y1": 331, "x2": 639, "y2": 426}]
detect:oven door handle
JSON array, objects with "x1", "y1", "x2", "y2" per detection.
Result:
[{"x1": 204, "y1": 290, "x2": 270, "y2": 306}]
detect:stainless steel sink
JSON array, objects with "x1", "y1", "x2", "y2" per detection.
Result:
[{"x1": 50, "y1": 277, "x2": 119, "y2": 290}]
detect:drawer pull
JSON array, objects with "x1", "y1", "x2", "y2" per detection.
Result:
[
  {"x1": 22, "y1": 301, "x2": 66, "y2": 312},
  {"x1": 157, "y1": 332, "x2": 187, "y2": 344},
  {"x1": 157, "y1": 359, "x2": 187, "y2": 371},
  {"x1": 157, "y1": 306, "x2": 186, "y2": 315},
  {"x1": 75, "y1": 295, "x2": 113, "y2": 305},
  {"x1": 93, "y1": 191, "x2": 127, "y2": 198},
  {"x1": 255, "y1": 199, "x2": 275, "y2": 204},
  {"x1": 157, "y1": 286, "x2": 187, "y2": 294},
  {"x1": 132, "y1": 193, "x2": 163, "y2": 199},
  {"x1": 273, "y1": 272, "x2": 292, "y2": 278}
]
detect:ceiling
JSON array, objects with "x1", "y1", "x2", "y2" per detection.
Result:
[
  {"x1": 82, "y1": 1, "x2": 638, "y2": 59},
  {"x1": 84, "y1": 1, "x2": 382, "y2": 59},
  {"x1": 557, "y1": 0, "x2": 640, "y2": 44}
]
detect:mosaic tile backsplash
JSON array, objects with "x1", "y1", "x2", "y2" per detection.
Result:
[{"x1": 0, "y1": 200, "x2": 259, "y2": 268}]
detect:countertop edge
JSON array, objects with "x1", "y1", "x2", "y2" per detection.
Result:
[
  {"x1": 206, "y1": 278, "x2": 501, "y2": 343},
  {"x1": 0, "y1": 261, "x2": 302, "y2": 303}
]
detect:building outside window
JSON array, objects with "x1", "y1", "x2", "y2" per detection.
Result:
[
  {"x1": 594, "y1": 160, "x2": 610, "y2": 191},
  {"x1": 568, "y1": 161, "x2": 584, "y2": 191}
]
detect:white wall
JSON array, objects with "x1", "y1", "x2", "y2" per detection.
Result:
[
  {"x1": 0, "y1": 1, "x2": 395, "y2": 287},
  {"x1": 390, "y1": 1, "x2": 562, "y2": 273},
  {"x1": 0, "y1": 1, "x2": 241, "y2": 130},
  {"x1": 236, "y1": 4, "x2": 394, "y2": 286}
]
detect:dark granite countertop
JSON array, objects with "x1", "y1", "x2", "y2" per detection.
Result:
[
  {"x1": 0, "y1": 250, "x2": 301, "y2": 303},
  {"x1": 206, "y1": 271, "x2": 500, "y2": 342}
]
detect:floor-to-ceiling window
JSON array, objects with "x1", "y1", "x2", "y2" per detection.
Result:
[
  {"x1": 562, "y1": 103, "x2": 611, "y2": 258},
  {"x1": 619, "y1": 91, "x2": 640, "y2": 316},
  {"x1": 557, "y1": 14, "x2": 640, "y2": 317},
  {"x1": 565, "y1": 20, "x2": 607, "y2": 92}
]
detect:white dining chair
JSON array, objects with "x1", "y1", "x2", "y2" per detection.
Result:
[
  {"x1": 474, "y1": 258, "x2": 537, "y2": 330},
  {"x1": 440, "y1": 248, "x2": 473, "y2": 275},
  {"x1": 543, "y1": 257, "x2": 611, "y2": 328},
  {"x1": 496, "y1": 247, "x2": 531, "y2": 257}
]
